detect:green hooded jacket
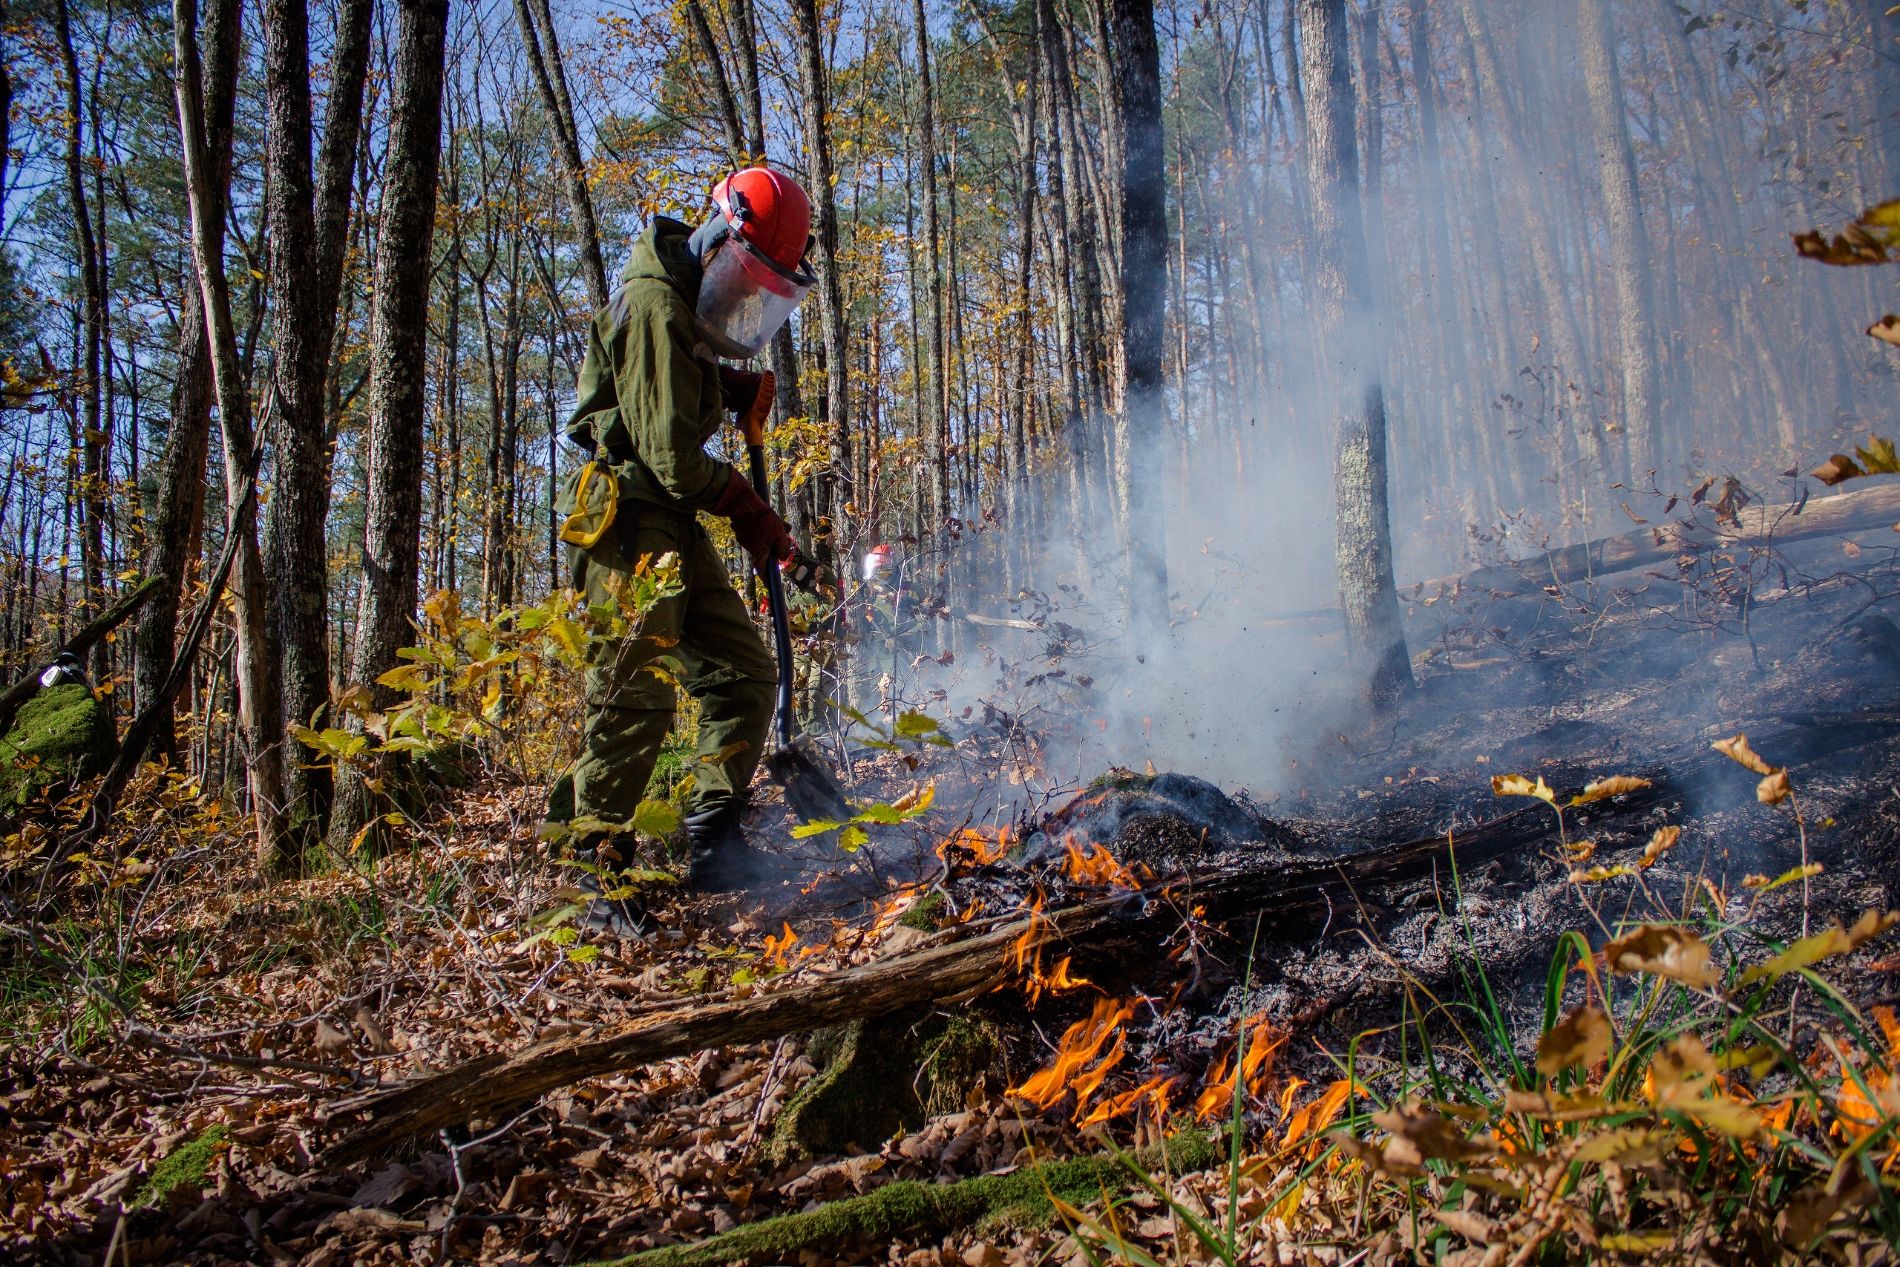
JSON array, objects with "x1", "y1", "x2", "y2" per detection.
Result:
[{"x1": 567, "y1": 217, "x2": 735, "y2": 513}]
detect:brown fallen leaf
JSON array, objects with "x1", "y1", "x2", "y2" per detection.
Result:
[
  {"x1": 1536, "y1": 1006, "x2": 1611, "y2": 1077},
  {"x1": 313, "y1": 1019, "x2": 352, "y2": 1058},
  {"x1": 353, "y1": 1007, "x2": 395, "y2": 1055},
  {"x1": 1604, "y1": 924, "x2": 1720, "y2": 989},
  {"x1": 1814, "y1": 454, "x2": 1867, "y2": 487},
  {"x1": 1638, "y1": 825, "x2": 1682, "y2": 869},
  {"x1": 1712, "y1": 734, "x2": 1778, "y2": 777},
  {"x1": 1757, "y1": 769, "x2": 1792, "y2": 806},
  {"x1": 1570, "y1": 775, "x2": 1652, "y2": 806}
]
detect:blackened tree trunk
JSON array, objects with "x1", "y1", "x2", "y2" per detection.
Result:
[
  {"x1": 135, "y1": 0, "x2": 242, "y2": 759},
  {"x1": 259, "y1": 0, "x2": 372, "y2": 830},
  {"x1": 1106, "y1": 0, "x2": 1168, "y2": 638},
  {"x1": 1578, "y1": 0, "x2": 1660, "y2": 475},
  {"x1": 788, "y1": 0, "x2": 850, "y2": 572},
  {"x1": 173, "y1": 0, "x2": 290, "y2": 871},
  {"x1": 329, "y1": 0, "x2": 450, "y2": 851},
  {"x1": 1297, "y1": 0, "x2": 1412, "y2": 704}
]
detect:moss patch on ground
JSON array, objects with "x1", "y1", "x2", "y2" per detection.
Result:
[
  {"x1": 0, "y1": 683, "x2": 115, "y2": 811},
  {"x1": 131, "y1": 1125, "x2": 227, "y2": 1210},
  {"x1": 600, "y1": 1131, "x2": 1223, "y2": 1267}
]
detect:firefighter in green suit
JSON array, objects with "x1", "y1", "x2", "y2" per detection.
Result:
[{"x1": 552, "y1": 167, "x2": 825, "y2": 933}]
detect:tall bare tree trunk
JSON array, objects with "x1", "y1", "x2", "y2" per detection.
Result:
[
  {"x1": 910, "y1": 0, "x2": 949, "y2": 539},
  {"x1": 789, "y1": 0, "x2": 850, "y2": 573},
  {"x1": 1107, "y1": 0, "x2": 1169, "y2": 637},
  {"x1": 1454, "y1": 0, "x2": 1602, "y2": 480},
  {"x1": 173, "y1": 0, "x2": 290, "y2": 872},
  {"x1": 1578, "y1": 0, "x2": 1660, "y2": 477},
  {"x1": 330, "y1": 0, "x2": 450, "y2": 851},
  {"x1": 51, "y1": 0, "x2": 108, "y2": 688},
  {"x1": 512, "y1": 0, "x2": 607, "y2": 310},
  {"x1": 259, "y1": 0, "x2": 372, "y2": 833},
  {"x1": 1297, "y1": 0, "x2": 1412, "y2": 704},
  {"x1": 136, "y1": 0, "x2": 242, "y2": 760}
]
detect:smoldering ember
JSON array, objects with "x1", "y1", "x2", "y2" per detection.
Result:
[{"x1": 8, "y1": 1, "x2": 1900, "y2": 1265}]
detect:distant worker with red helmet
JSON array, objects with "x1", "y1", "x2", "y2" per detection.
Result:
[{"x1": 549, "y1": 167, "x2": 826, "y2": 933}]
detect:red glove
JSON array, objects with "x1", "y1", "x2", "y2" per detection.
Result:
[
  {"x1": 717, "y1": 367, "x2": 768, "y2": 418},
  {"x1": 711, "y1": 468, "x2": 793, "y2": 570}
]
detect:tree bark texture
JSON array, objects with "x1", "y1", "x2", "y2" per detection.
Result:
[
  {"x1": 259, "y1": 0, "x2": 372, "y2": 829},
  {"x1": 172, "y1": 0, "x2": 290, "y2": 873},
  {"x1": 329, "y1": 0, "x2": 451, "y2": 851},
  {"x1": 134, "y1": 0, "x2": 241, "y2": 760},
  {"x1": 512, "y1": 0, "x2": 608, "y2": 310},
  {"x1": 51, "y1": 0, "x2": 108, "y2": 690},
  {"x1": 1296, "y1": 0, "x2": 1412, "y2": 703},
  {"x1": 910, "y1": 0, "x2": 949, "y2": 537},
  {"x1": 789, "y1": 0, "x2": 851, "y2": 570},
  {"x1": 1107, "y1": 0, "x2": 1169, "y2": 639}
]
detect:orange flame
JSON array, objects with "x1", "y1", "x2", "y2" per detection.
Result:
[
  {"x1": 868, "y1": 881, "x2": 927, "y2": 940},
  {"x1": 1192, "y1": 1014, "x2": 1286, "y2": 1121},
  {"x1": 1282, "y1": 1078, "x2": 1356, "y2": 1159},
  {"x1": 938, "y1": 825, "x2": 1011, "y2": 869},
  {"x1": 1079, "y1": 1074, "x2": 1176, "y2": 1127},
  {"x1": 761, "y1": 921, "x2": 798, "y2": 971},
  {"x1": 1061, "y1": 837, "x2": 1142, "y2": 890},
  {"x1": 1009, "y1": 995, "x2": 1135, "y2": 1114},
  {"x1": 1023, "y1": 954, "x2": 1094, "y2": 1006},
  {"x1": 1193, "y1": 1053, "x2": 1234, "y2": 1121},
  {"x1": 1005, "y1": 891, "x2": 1049, "y2": 977}
]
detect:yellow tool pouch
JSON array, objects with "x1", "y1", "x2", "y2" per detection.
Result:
[{"x1": 557, "y1": 460, "x2": 619, "y2": 549}]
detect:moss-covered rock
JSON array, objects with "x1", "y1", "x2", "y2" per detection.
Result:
[
  {"x1": 767, "y1": 1009, "x2": 1003, "y2": 1163},
  {"x1": 0, "y1": 682, "x2": 115, "y2": 812},
  {"x1": 131, "y1": 1126, "x2": 227, "y2": 1210}
]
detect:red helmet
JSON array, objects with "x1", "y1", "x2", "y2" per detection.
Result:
[
  {"x1": 712, "y1": 168, "x2": 813, "y2": 272},
  {"x1": 694, "y1": 167, "x2": 818, "y2": 359}
]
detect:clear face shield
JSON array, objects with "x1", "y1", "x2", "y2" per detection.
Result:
[{"x1": 695, "y1": 234, "x2": 816, "y2": 359}]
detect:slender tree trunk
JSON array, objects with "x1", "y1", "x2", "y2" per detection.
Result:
[
  {"x1": 1454, "y1": 0, "x2": 1602, "y2": 481},
  {"x1": 51, "y1": 0, "x2": 107, "y2": 688},
  {"x1": 259, "y1": 0, "x2": 372, "y2": 830},
  {"x1": 136, "y1": 0, "x2": 241, "y2": 759},
  {"x1": 173, "y1": 0, "x2": 290, "y2": 871},
  {"x1": 512, "y1": 0, "x2": 607, "y2": 309},
  {"x1": 1297, "y1": 0, "x2": 1411, "y2": 704},
  {"x1": 330, "y1": 0, "x2": 450, "y2": 850},
  {"x1": 1106, "y1": 0, "x2": 1168, "y2": 637},
  {"x1": 1578, "y1": 0, "x2": 1660, "y2": 477},
  {"x1": 788, "y1": 0, "x2": 850, "y2": 573},
  {"x1": 911, "y1": 0, "x2": 949, "y2": 540}
]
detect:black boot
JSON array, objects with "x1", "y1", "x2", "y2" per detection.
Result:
[{"x1": 685, "y1": 802, "x2": 783, "y2": 894}]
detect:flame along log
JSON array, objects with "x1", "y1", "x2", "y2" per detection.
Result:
[
  {"x1": 317, "y1": 710, "x2": 1897, "y2": 1165},
  {"x1": 319, "y1": 795, "x2": 1618, "y2": 1164}
]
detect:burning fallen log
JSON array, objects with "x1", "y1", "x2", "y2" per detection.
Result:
[
  {"x1": 318, "y1": 792, "x2": 1625, "y2": 1164},
  {"x1": 316, "y1": 710, "x2": 1899, "y2": 1166}
]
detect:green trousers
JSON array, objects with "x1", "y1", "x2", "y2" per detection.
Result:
[{"x1": 553, "y1": 504, "x2": 776, "y2": 829}]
